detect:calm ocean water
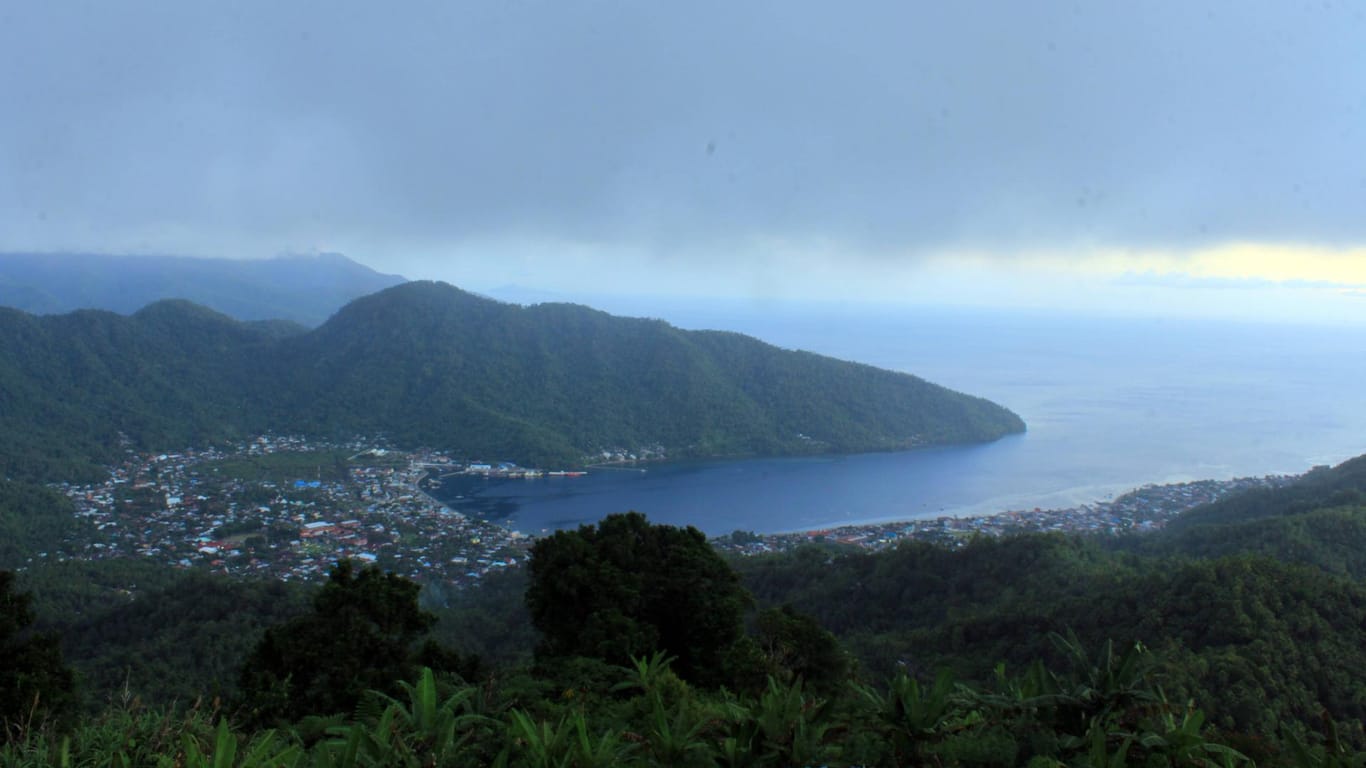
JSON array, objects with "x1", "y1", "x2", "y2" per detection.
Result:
[{"x1": 434, "y1": 305, "x2": 1366, "y2": 536}]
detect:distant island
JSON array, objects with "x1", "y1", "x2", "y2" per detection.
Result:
[{"x1": 0, "y1": 280, "x2": 1024, "y2": 481}]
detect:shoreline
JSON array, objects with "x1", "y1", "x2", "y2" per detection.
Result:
[
  {"x1": 711, "y1": 472, "x2": 1300, "y2": 555},
  {"x1": 422, "y1": 454, "x2": 1308, "y2": 545}
]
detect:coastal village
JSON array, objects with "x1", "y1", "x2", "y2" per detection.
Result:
[
  {"x1": 43, "y1": 435, "x2": 1299, "y2": 588},
  {"x1": 47, "y1": 435, "x2": 534, "y2": 587},
  {"x1": 709, "y1": 474, "x2": 1297, "y2": 556}
]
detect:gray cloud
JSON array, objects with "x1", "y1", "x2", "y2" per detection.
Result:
[{"x1": 2, "y1": 1, "x2": 1364, "y2": 264}]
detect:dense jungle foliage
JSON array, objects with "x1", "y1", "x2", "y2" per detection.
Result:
[
  {"x1": 2, "y1": 555, "x2": 1311, "y2": 768},
  {"x1": 0, "y1": 482, "x2": 89, "y2": 571}
]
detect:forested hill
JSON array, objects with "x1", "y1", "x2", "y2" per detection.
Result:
[
  {"x1": 0, "y1": 252, "x2": 405, "y2": 326},
  {"x1": 0, "y1": 281, "x2": 1025, "y2": 480},
  {"x1": 0, "y1": 302, "x2": 280, "y2": 481},
  {"x1": 1160, "y1": 452, "x2": 1366, "y2": 531},
  {"x1": 1111, "y1": 452, "x2": 1366, "y2": 577},
  {"x1": 737, "y1": 453, "x2": 1366, "y2": 746}
]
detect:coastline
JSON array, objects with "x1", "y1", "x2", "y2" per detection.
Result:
[
  {"x1": 420, "y1": 447, "x2": 1317, "y2": 543},
  {"x1": 424, "y1": 453, "x2": 1302, "y2": 549},
  {"x1": 711, "y1": 472, "x2": 1300, "y2": 555}
]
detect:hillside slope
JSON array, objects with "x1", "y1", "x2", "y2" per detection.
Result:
[
  {"x1": 0, "y1": 281, "x2": 1025, "y2": 478},
  {"x1": 738, "y1": 456, "x2": 1366, "y2": 743}
]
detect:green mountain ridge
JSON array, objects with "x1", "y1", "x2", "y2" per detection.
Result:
[{"x1": 0, "y1": 280, "x2": 1025, "y2": 480}]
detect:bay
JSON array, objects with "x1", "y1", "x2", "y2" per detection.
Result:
[{"x1": 433, "y1": 305, "x2": 1366, "y2": 536}]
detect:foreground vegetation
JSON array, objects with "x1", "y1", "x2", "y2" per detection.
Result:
[
  {"x1": 13, "y1": 645, "x2": 1334, "y2": 768},
  {"x1": 2, "y1": 557, "x2": 1318, "y2": 767},
  {"x1": 5, "y1": 457, "x2": 1366, "y2": 764}
]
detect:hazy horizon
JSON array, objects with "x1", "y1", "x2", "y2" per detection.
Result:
[{"x1": 4, "y1": 3, "x2": 1365, "y2": 325}]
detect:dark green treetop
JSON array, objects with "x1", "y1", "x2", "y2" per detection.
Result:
[
  {"x1": 0, "y1": 570, "x2": 74, "y2": 739},
  {"x1": 525, "y1": 512, "x2": 750, "y2": 687},
  {"x1": 237, "y1": 560, "x2": 438, "y2": 725}
]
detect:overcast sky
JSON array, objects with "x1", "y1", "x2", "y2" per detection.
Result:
[{"x1": 3, "y1": 1, "x2": 1365, "y2": 321}]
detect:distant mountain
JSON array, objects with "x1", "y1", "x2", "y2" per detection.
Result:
[
  {"x1": 0, "y1": 281, "x2": 1024, "y2": 480},
  {"x1": 0, "y1": 252, "x2": 406, "y2": 326}
]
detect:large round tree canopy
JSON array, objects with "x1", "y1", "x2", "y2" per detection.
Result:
[{"x1": 525, "y1": 512, "x2": 750, "y2": 687}]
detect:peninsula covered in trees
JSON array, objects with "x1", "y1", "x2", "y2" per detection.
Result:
[{"x1": 0, "y1": 280, "x2": 1025, "y2": 481}]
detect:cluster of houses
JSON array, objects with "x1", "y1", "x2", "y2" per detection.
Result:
[
  {"x1": 591, "y1": 444, "x2": 668, "y2": 465},
  {"x1": 712, "y1": 474, "x2": 1297, "y2": 556},
  {"x1": 50, "y1": 436, "x2": 531, "y2": 587}
]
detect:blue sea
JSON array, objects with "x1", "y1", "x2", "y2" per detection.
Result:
[{"x1": 434, "y1": 303, "x2": 1366, "y2": 536}]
